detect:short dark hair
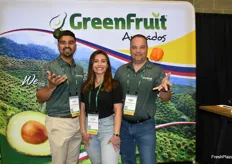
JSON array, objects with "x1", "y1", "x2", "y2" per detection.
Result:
[
  {"x1": 130, "y1": 34, "x2": 148, "y2": 47},
  {"x1": 58, "y1": 30, "x2": 76, "y2": 41}
]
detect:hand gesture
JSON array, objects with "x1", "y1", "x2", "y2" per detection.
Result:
[
  {"x1": 82, "y1": 132, "x2": 92, "y2": 147},
  {"x1": 47, "y1": 71, "x2": 67, "y2": 89},
  {"x1": 107, "y1": 135, "x2": 120, "y2": 152},
  {"x1": 153, "y1": 72, "x2": 172, "y2": 91}
]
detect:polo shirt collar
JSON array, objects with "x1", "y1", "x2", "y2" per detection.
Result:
[
  {"x1": 57, "y1": 55, "x2": 76, "y2": 67},
  {"x1": 126, "y1": 58, "x2": 152, "y2": 70}
]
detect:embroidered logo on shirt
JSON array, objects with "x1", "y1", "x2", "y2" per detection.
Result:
[
  {"x1": 76, "y1": 74, "x2": 83, "y2": 78},
  {"x1": 142, "y1": 77, "x2": 152, "y2": 81}
]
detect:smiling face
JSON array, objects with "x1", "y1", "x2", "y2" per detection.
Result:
[
  {"x1": 92, "y1": 54, "x2": 108, "y2": 75},
  {"x1": 58, "y1": 35, "x2": 76, "y2": 57},
  {"x1": 130, "y1": 36, "x2": 148, "y2": 64}
]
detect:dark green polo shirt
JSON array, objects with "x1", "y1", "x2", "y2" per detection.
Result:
[
  {"x1": 38, "y1": 56, "x2": 84, "y2": 116},
  {"x1": 115, "y1": 60, "x2": 165, "y2": 122}
]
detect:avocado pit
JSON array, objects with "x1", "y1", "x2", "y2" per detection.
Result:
[{"x1": 21, "y1": 120, "x2": 48, "y2": 144}]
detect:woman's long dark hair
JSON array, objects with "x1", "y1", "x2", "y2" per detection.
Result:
[{"x1": 82, "y1": 50, "x2": 116, "y2": 93}]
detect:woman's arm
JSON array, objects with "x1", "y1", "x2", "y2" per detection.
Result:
[
  {"x1": 107, "y1": 103, "x2": 122, "y2": 152},
  {"x1": 113, "y1": 103, "x2": 122, "y2": 135},
  {"x1": 107, "y1": 80, "x2": 123, "y2": 151}
]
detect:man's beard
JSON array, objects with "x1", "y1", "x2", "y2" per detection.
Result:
[
  {"x1": 63, "y1": 52, "x2": 73, "y2": 57},
  {"x1": 62, "y1": 47, "x2": 73, "y2": 57}
]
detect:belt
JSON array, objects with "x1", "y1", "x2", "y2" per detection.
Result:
[
  {"x1": 48, "y1": 115, "x2": 78, "y2": 119},
  {"x1": 123, "y1": 117, "x2": 151, "y2": 124}
]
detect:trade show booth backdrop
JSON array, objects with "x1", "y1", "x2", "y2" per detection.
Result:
[{"x1": 0, "y1": 1, "x2": 196, "y2": 163}]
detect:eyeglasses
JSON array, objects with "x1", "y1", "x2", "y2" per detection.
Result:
[{"x1": 59, "y1": 41, "x2": 76, "y2": 45}]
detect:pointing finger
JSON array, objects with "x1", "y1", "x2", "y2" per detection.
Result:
[
  {"x1": 47, "y1": 71, "x2": 52, "y2": 79},
  {"x1": 153, "y1": 86, "x2": 159, "y2": 90}
]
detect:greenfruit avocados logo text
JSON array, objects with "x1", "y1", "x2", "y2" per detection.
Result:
[{"x1": 69, "y1": 12, "x2": 167, "y2": 30}]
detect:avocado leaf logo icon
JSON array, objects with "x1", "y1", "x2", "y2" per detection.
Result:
[
  {"x1": 49, "y1": 12, "x2": 67, "y2": 30},
  {"x1": 152, "y1": 12, "x2": 160, "y2": 18},
  {"x1": 49, "y1": 12, "x2": 67, "y2": 39}
]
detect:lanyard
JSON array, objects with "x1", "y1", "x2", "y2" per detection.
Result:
[
  {"x1": 88, "y1": 82, "x2": 103, "y2": 113},
  {"x1": 60, "y1": 64, "x2": 78, "y2": 96},
  {"x1": 126, "y1": 68, "x2": 145, "y2": 95}
]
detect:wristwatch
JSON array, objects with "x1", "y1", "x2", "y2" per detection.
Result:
[{"x1": 113, "y1": 133, "x2": 120, "y2": 137}]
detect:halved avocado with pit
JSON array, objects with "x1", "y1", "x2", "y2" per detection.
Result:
[{"x1": 6, "y1": 111, "x2": 50, "y2": 156}]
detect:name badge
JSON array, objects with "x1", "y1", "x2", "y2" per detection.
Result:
[
  {"x1": 87, "y1": 114, "x2": 99, "y2": 135},
  {"x1": 123, "y1": 94, "x2": 138, "y2": 116},
  {"x1": 69, "y1": 96, "x2": 80, "y2": 117}
]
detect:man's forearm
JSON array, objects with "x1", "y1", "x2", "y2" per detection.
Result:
[{"x1": 36, "y1": 86, "x2": 56, "y2": 104}]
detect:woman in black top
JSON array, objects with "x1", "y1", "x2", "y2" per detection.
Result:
[{"x1": 80, "y1": 50, "x2": 123, "y2": 164}]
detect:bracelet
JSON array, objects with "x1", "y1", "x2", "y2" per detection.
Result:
[{"x1": 113, "y1": 133, "x2": 120, "y2": 137}]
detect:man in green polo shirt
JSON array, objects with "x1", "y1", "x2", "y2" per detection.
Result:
[
  {"x1": 115, "y1": 34, "x2": 172, "y2": 164},
  {"x1": 36, "y1": 30, "x2": 83, "y2": 164}
]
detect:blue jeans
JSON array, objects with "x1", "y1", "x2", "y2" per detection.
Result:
[
  {"x1": 85, "y1": 115, "x2": 119, "y2": 164},
  {"x1": 120, "y1": 118, "x2": 156, "y2": 164}
]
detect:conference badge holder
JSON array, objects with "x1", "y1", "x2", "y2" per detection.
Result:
[
  {"x1": 123, "y1": 94, "x2": 137, "y2": 116},
  {"x1": 87, "y1": 114, "x2": 99, "y2": 135},
  {"x1": 69, "y1": 96, "x2": 80, "y2": 117}
]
